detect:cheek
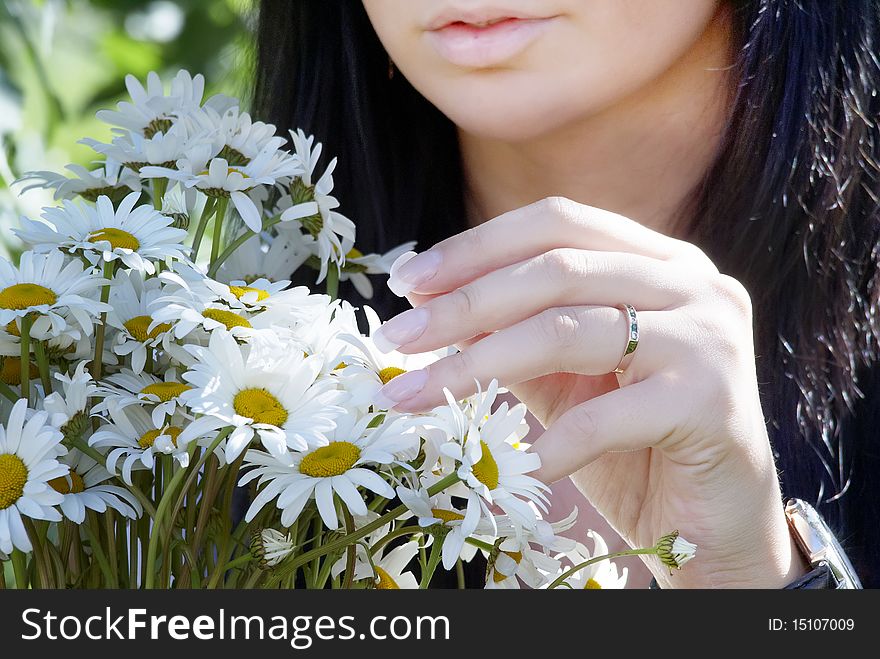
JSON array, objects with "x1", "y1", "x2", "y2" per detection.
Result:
[{"x1": 377, "y1": 0, "x2": 724, "y2": 141}]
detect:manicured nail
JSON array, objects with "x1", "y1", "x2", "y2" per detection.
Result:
[
  {"x1": 372, "y1": 308, "x2": 430, "y2": 354},
  {"x1": 387, "y1": 250, "x2": 442, "y2": 297},
  {"x1": 372, "y1": 369, "x2": 428, "y2": 409}
]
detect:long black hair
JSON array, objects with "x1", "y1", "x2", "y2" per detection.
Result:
[{"x1": 253, "y1": 1, "x2": 880, "y2": 585}]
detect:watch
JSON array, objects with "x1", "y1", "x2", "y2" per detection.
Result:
[{"x1": 783, "y1": 498, "x2": 862, "y2": 589}]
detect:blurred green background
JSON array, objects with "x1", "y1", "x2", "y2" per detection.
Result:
[{"x1": 0, "y1": 0, "x2": 256, "y2": 258}]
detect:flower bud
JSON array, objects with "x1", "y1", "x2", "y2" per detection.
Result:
[{"x1": 655, "y1": 530, "x2": 697, "y2": 570}]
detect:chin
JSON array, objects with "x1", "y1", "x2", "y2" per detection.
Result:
[{"x1": 414, "y1": 74, "x2": 589, "y2": 142}]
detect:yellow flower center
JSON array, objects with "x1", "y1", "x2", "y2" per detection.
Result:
[
  {"x1": 299, "y1": 442, "x2": 361, "y2": 478},
  {"x1": 584, "y1": 578, "x2": 602, "y2": 590},
  {"x1": 88, "y1": 228, "x2": 140, "y2": 251},
  {"x1": 202, "y1": 308, "x2": 252, "y2": 330},
  {"x1": 472, "y1": 440, "x2": 499, "y2": 490},
  {"x1": 0, "y1": 283, "x2": 57, "y2": 310},
  {"x1": 233, "y1": 388, "x2": 288, "y2": 427},
  {"x1": 0, "y1": 453, "x2": 28, "y2": 509},
  {"x1": 5, "y1": 320, "x2": 20, "y2": 336},
  {"x1": 138, "y1": 426, "x2": 182, "y2": 449},
  {"x1": 374, "y1": 567, "x2": 400, "y2": 590},
  {"x1": 48, "y1": 471, "x2": 86, "y2": 495},
  {"x1": 124, "y1": 315, "x2": 171, "y2": 342},
  {"x1": 140, "y1": 381, "x2": 191, "y2": 402},
  {"x1": 0, "y1": 357, "x2": 38, "y2": 386},
  {"x1": 378, "y1": 366, "x2": 406, "y2": 384},
  {"x1": 431, "y1": 508, "x2": 465, "y2": 524},
  {"x1": 346, "y1": 248, "x2": 364, "y2": 259},
  {"x1": 492, "y1": 551, "x2": 523, "y2": 583},
  {"x1": 229, "y1": 285, "x2": 270, "y2": 302}
]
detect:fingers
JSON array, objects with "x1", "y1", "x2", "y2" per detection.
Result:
[
  {"x1": 529, "y1": 378, "x2": 677, "y2": 483},
  {"x1": 373, "y1": 306, "x2": 670, "y2": 412},
  {"x1": 377, "y1": 248, "x2": 696, "y2": 354},
  {"x1": 387, "y1": 197, "x2": 717, "y2": 297}
]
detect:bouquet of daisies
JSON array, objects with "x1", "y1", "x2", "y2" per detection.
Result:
[{"x1": 0, "y1": 71, "x2": 694, "y2": 590}]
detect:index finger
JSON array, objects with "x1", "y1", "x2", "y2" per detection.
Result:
[{"x1": 387, "y1": 197, "x2": 711, "y2": 297}]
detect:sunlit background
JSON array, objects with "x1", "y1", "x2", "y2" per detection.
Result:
[{"x1": 0, "y1": 0, "x2": 255, "y2": 258}]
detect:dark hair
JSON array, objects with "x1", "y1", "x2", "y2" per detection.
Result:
[{"x1": 253, "y1": 1, "x2": 880, "y2": 584}]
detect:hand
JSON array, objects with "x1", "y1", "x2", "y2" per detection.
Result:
[{"x1": 372, "y1": 197, "x2": 807, "y2": 588}]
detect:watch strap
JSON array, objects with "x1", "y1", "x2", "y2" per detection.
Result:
[{"x1": 783, "y1": 561, "x2": 835, "y2": 589}]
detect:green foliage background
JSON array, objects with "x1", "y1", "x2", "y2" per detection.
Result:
[{"x1": 0, "y1": 0, "x2": 256, "y2": 258}]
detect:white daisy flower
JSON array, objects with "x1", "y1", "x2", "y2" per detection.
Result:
[
  {"x1": 395, "y1": 480, "x2": 482, "y2": 569},
  {"x1": 425, "y1": 381, "x2": 549, "y2": 533},
  {"x1": 240, "y1": 411, "x2": 418, "y2": 529},
  {"x1": 181, "y1": 330, "x2": 345, "y2": 461},
  {"x1": 0, "y1": 399, "x2": 67, "y2": 554},
  {"x1": 335, "y1": 540, "x2": 421, "y2": 590},
  {"x1": 81, "y1": 122, "x2": 201, "y2": 174},
  {"x1": 656, "y1": 530, "x2": 698, "y2": 570},
  {"x1": 184, "y1": 104, "x2": 286, "y2": 165},
  {"x1": 339, "y1": 305, "x2": 449, "y2": 410},
  {"x1": 41, "y1": 360, "x2": 97, "y2": 440},
  {"x1": 162, "y1": 258, "x2": 328, "y2": 318},
  {"x1": 96, "y1": 70, "x2": 230, "y2": 139},
  {"x1": 15, "y1": 192, "x2": 189, "y2": 274},
  {"x1": 16, "y1": 159, "x2": 141, "y2": 203},
  {"x1": 106, "y1": 270, "x2": 170, "y2": 373},
  {"x1": 215, "y1": 234, "x2": 307, "y2": 286},
  {"x1": 553, "y1": 531, "x2": 629, "y2": 590},
  {"x1": 0, "y1": 250, "x2": 109, "y2": 341},
  {"x1": 280, "y1": 130, "x2": 356, "y2": 283},
  {"x1": 89, "y1": 403, "x2": 219, "y2": 483},
  {"x1": 339, "y1": 242, "x2": 416, "y2": 299},
  {"x1": 94, "y1": 368, "x2": 191, "y2": 429},
  {"x1": 143, "y1": 147, "x2": 301, "y2": 233},
  {"x1": 252, "y1": 528, "x2": 296, "y2": 568},
  {"x1": 51, "y1": 448, "x2": 142, "y2": 524}
]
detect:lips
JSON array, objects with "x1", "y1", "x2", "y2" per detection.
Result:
[{"x1": 424, "y1": 8, "x2": 557, "y2": 68}]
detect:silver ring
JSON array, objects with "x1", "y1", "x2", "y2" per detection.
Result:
[{"x1": 612, "y1": 304, "x2": 639, "y2": 374}]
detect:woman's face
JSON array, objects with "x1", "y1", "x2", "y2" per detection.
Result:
[{"x1": 362, "y1": 0, "x2": 723, "y2": 141}]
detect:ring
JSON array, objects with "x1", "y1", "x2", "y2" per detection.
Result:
[{"x1": 612, "y1": 304, "x2": 639, "y2": 374}]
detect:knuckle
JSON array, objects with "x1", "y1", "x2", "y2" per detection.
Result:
[
  {"x1": 563, "y1": 402, "x2": 599, "y2": 442},
  {"x1": 534, "y1": 196, "x2": 579, "y2": 227},
  {"x1": 533, "y1": 307, "x2": 584, "y2": 351},
  {"x1": 678, "y1": 241, "x2": 719, "y2": 273},
  {"x1": 711, "y1": 274, "x2": 753, "y2": 318},
  {"x1": 540, "y1": 248, "x2": 582, "y2": 285},
  {"x1": 448, "y1": 284, "x2": 481, "y2": 318}
]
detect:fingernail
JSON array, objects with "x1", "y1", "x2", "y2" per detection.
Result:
[
  {"x1": 372, "y1": 307, "x2": 430, "y2": 354},
  {"x1": 387, "y1": 250, "x2": 442, "y2": 297},
  {"x1": 372, "y1": 369, "x2": 428, "y2": 409}
]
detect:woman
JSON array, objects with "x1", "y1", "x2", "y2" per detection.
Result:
[{"x1": 253, "y1": 0, "x2": 880, "y2": 588}]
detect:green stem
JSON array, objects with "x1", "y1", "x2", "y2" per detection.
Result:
[
  {"x1": 325, "y1": 263, "x2": 339, "y2": 301},
  {"x1": 19, "y1": 314, "x2": 32, "y2": 403},
  {"x1": 210, "y1": 197, "x2": 229, "y2": 266},
  {"x1": 206, "y1": 554, "x2": 254, "y2": 589},
  {"x1": 144, "y1": 450, "x2": 196, "y2": 589},
  {"x1": 11, "y1": 549, "x2": 28, "y2": 589},
  {"x1": 341, "y1": 504, "x2": 357, "y2": 589},
  {"x1": 456, "y1": 559, "x2": 465, "y2": 589},
  {"x1": 206, "y1": 214, "x2": 282, "y2": 279},
  {"x1": 271, "y1": 473, "x2": 460, "y2": 583},
  {"x1": 0, "y1": 377, "x2": 19, "y2": 403},
  {"x1": 81, "y1": 519, "x2": 116, "y2": 588},
  {"x1": 419, "y1": 535, "x2": 444, "y2": 588},
  {"x1": 151, "y1": 178, "x2": 168, "y2": 210},
  {"x1": 163, "y1": 428, "x2": 231, "y2": 562},
  {"x1": 33, "y1": 339, "x2": 52, "y2": 395},
  {"x1": 91, "y1": 261, "x2": 116, "y2": 382},
  {"x1": 191, "y1": 197, "x2": 217, "y2": 262},
  {"x1": 546, "y1": 548, "x2": 659, "y2": 590},
  {"x1": 369, "y1": 524, "x2": 424, "y2": 556}
]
